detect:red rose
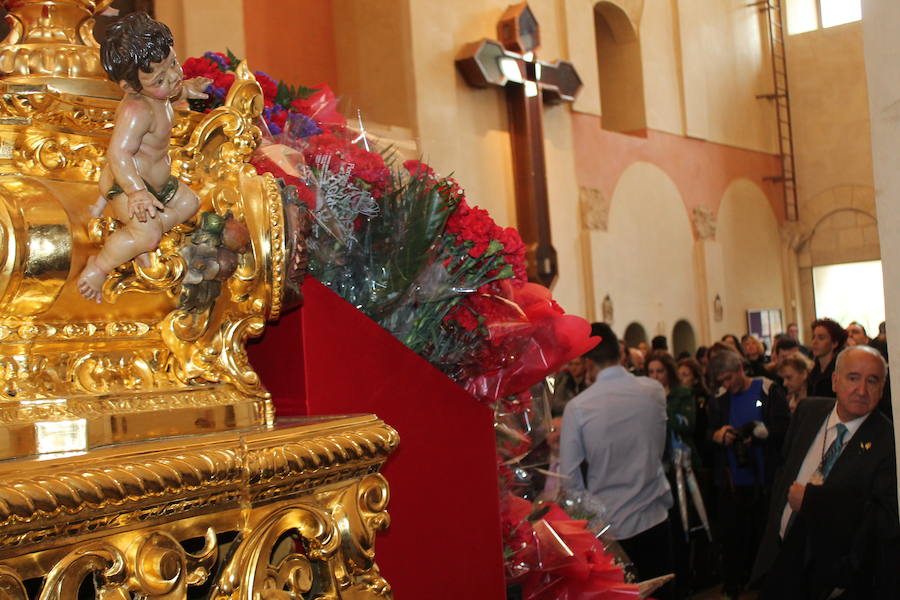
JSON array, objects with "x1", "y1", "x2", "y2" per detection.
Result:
[{"x1": 291, "y1": 84, "x2": 346, "y2": 127}]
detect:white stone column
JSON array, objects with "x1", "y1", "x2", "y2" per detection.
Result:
[{"x1": 862, "y1": 0, "x2": 900, "y2": 506}]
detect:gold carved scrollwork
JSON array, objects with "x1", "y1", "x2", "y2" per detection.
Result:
[
  {"x1": 70, "y1": 351, "x2": 158, "y2": 393},
  {"x1": 33, "y1": 529, "x2": 217, "y2": 600},
  {"x1": 152, "y1": 62, "x2": 277, "y2": 397},
  {"x1": 0, "y1": 566, "x2": 27, "y2": 600},
  {"x1": 213, "y1": 507, "x2": 340, "y2": 600},
  {"x1": 0, "y1": 89, "x2": 115, "y2": 134},
  {"x1": 329, "y1": 475, "x2": 392, "y2": 597},
  {"x1": 89, "y1": 220, "x2": 192, "y2": 303},
  {"x1": 39, "y1": 544, "x2": 127, "y2": 600},
  {"x1": 15, "y1": 131, "x2": 105, "y2": 180}
]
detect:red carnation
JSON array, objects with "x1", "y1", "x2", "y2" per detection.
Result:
[
  {"x1": 445, "y1": 304, "x2": 480, "y2": 332},
  {"x1": 498, "y1": 227, "x2": 527, "y2": 281},
  {"x1": 270, "y1": 107, "x2": 289, "y2": 131},
  {"x1": 403, "y1": 159, "x2": 436, "y2": 181},
  {"x1": 212, "y1": 71, "x2": 235, "y2": 94},
  {"x1": 254, "y1": 71, "x2": 278, "y2": 103},
  {"x1": 182, "y1": 57, "x2": 219, "y2": 81}
]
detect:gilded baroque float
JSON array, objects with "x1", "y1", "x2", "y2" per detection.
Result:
[{"x1": 0, "y1": 1, "x2": 396, "y2": 598}]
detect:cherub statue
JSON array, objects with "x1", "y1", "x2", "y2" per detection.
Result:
[{"x1": 77, "y1": 12, "x2": 212, "y2": 302}]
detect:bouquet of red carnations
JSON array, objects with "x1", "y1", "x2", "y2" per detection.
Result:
[{"x1": 184, "y1": 51, "x2": 597, "y2": 407}]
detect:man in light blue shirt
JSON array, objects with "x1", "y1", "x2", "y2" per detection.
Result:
[{"x1": 560, "y1": 323, "x2": 674, "y2": 598}]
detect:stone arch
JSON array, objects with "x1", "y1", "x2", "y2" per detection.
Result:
[
  {"x1": 800, "y1": 184, "x2": 875, "y2": 228},
  {"x1": 805, "y1": 209, "x2": 879, "y2": 266},
  {"x1": 594, "y1": 1, "x2": 646, "y2": 133},
  {"x1": 623, "y1": 321, "x2": 648, "y2": 348},
  {"x1": 797, "y1": 185, "x2": 880, "y2": 267},
  {"x1": 591, "y1": 162, "x2": 697, "y2": 344},
  {"x1": 671, "y1": 319, "x2": 697, "y2": 356},
  {"x1": 715, "y1": 179, "x2": 785, "y2": 338}
]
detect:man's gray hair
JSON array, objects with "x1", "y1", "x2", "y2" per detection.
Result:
[
  {"x1": 709, "y1": 350, "x2": 745, "y2": 378},
  {"x1": 834, "y1": 344, "x2": 888, "y2": 374}
]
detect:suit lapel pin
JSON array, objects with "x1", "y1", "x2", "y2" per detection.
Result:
[{"x1": 859, "y1": 441, "x2": 872, "y2": 451}]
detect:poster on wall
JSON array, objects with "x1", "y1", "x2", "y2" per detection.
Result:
[{"x1": 747, "y1": 308, "x2": 784, "y2": 354}]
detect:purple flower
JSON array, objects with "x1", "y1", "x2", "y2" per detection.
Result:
[
  {"x1": 208, "y1": 85, "x2": 227, "y2": 102},
  {"x1": 204, "y1": 52, "x2": 229, "y2": 72},
  {"x1": 288, "y1": 113, "x2": 323, "y2": 139}
]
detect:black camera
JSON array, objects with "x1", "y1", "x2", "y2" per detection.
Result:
[{"x1": 731, "y1": 421, "x2": 768, "y2": 468}]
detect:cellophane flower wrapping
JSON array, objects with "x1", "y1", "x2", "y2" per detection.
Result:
[{"x1": 497, "y1": 392, "x2": 643, "y2": 600}]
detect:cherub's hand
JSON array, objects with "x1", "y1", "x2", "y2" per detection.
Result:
[
  {"x1": 183, "y1": 77, "x2": 212, "y2": 100},
  {"x1": 127, "y1": 189, "x2": 165, "y2": 222}
]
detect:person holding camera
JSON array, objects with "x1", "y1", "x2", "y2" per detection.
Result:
[{"x1": 708, "y1": 350, "x2": 790, "y2": 599}]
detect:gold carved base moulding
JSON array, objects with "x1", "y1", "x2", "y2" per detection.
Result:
[{"x1": 0, "y1": 415, "x2": 398, "y2": 600}]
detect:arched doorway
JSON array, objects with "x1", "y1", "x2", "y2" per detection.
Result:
[
  {"x1": 593, "y1": 2, "x2": 646, "y2": 133},
  {"x1": 672, "y1": 320, "x2": 697, "y2": 357},
  {"x1": 623, "y1": 321, "x2": 648, "y2": 349}
]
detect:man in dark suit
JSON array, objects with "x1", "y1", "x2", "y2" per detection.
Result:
[{"x1": 752, "y1": 345, "x2": 899, "y2": 599}]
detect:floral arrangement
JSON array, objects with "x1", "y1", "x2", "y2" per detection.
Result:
[
  {"x1": 186, "y1": 51, "x2": 597, "y2": 408},
  {"x1": 183, "y1": 50, "x2": 615, "y2": 595}
]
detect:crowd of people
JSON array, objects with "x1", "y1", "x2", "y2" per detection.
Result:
[{"x1": 547, "y1": 318, "x2": 897, "y2": 599}]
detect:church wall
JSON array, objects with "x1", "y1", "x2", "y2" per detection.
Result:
[
  {"x1": 787, "y1": 22, "x2": 873, "y2": 212},
  {"x1": 157, "y1": 0, "x2": 245, "y2": 60},
  {"x1": 638, "y1": 0, "x2": 684, "y2": 135},
  {"x1": 590, "y1": 162, "x2": 698, "y2": 342},
  {"x1": 715, "y1": 179, "x2": 786, "y2": 339},
  {"x1": 330, "y1": 0, "x2": 417, "y2": 131},
  {"x1": 786, "y1": 20, "x2": 876, "y2": 332},
  {"x1": 675, "y1": 0, "x2": 778, "y2": 154},
  {"x1": 564, "y1": 0, "x2": 777, "y2": 153},
  {"x1": 571, "y1": 113, "x2": 783, "y2": 220},
  {"x1": 242, "y1": 1, "x2": 339, "y2": 90}
]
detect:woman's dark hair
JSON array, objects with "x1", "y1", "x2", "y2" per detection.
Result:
[
  {"x1": 647, "y1": 351, "x2": 678, "y2": 390},
  {"x1": 101, "y1": 12, "x2": 174, "y2": 91},
  {"x1": 696, "y1": 345, "x2": 708, "y2": 360},
  {"x1": 775, "y1": 337, "x2": 799, "y2": 354},
  {"x1": 677, "y1": 357, "x2": 709, "y2": 396},
  {"x1": 811, "y1": 317, "x2": 849, "y2": 348},
  {"x1": 721, "y1": 333, "x2": 746, "y2": 356}
]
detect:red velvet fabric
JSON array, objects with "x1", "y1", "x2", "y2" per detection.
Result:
[{"x1": 248, "y1": 277, "x2": 506, "y2": 598}]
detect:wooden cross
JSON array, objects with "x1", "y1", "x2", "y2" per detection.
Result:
[{"x1": 456, "y1": 2, "x2": 581, "y2": 287}]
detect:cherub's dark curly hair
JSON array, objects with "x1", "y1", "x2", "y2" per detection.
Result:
[{"x1": 101, "y1": 12, "x2": 173, "y2": 91}]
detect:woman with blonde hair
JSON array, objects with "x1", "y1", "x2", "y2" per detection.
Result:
[
  {"x1": 776, "y1": 353, "x2": 813, "y2": 413},
  {"x1": 741, "y1": 334, "x2": 770, "y2": 379}
]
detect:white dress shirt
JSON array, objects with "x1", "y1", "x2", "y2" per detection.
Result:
[
  {"x1": 559, "y1": 365, "x2": 673, "y2": 540},
  {"x1": 779, "y1": 405, "x2": 869, "y2": 538}
]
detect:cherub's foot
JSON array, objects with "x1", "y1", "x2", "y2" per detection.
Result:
[
  {"x1": 135, "y1": 251, "x2": 153, "y2": 269},
  {"x1": 77, "y1": 256, "x2": 106, "y2": 303}
]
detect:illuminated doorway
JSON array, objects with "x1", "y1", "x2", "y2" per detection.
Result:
[{"x1": 812, "y1": 260, "x2": 885, "y2": 336}]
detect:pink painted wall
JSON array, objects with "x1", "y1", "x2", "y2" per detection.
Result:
[{"x1": 572, "y1": 113, "x2": 786, "y2": 226}]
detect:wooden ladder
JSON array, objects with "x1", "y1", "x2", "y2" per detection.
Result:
[{"x1": 754, "y1": 0, "x2": 799, "y2": 222}]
